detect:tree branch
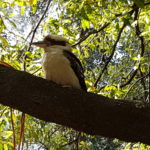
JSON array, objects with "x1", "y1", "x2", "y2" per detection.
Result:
[
  {"x1": 72, "y1": 4, "x2": 137, "y2": 47},
  {"x1": 28, "y1": 0, "x2": 52, "y2": 51},
  {"x1": 120, "y1": 69, "x2": 138, "y2": 88},
  {"x1": 23, "y1": 0, "x2": 52, "y2": 71},
  {"x1": 0, "y1": 65, "x2": 150, "y2": 145},
  {"x1": 101, "y1": 7, "x2": 146, "y2": 90},
  {"x1": 139, "y1": 69, "x2": 148, "y2": 100},
  {"x1": 94, "y1": 23, "x2": 126, "y2": 87},
  {"x1": 59, "y1": 132, "x2": 81, "y2": 149},
  {"x1": 134, "y1": 8, "x2": 145, "y2": 57},
  {"x1": 123, "y1": 73, "x2": 150, "y2": 99},
  {"x1": 144, "y1": 2, "x2": 150, "y2": 6},
  {"x1": 72, "y1": 23, "x2": 110, "y2": 47},
  {"x1": 119, "y1": 7, "x2": 146, "y2": 88}
]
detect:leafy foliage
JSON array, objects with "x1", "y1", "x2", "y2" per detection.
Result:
[{"x1": 0, "y1": 0, "x2": 149, "y2": 149}]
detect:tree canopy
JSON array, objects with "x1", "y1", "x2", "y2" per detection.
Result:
[{"x1": 0, "y1": 0, "x2": 150, "y2": 149}]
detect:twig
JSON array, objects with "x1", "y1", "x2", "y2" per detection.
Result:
[
  {"x1": 72, "y1": 4, "x2": 138, "y2": 47},
  {"x1": 82, "y1": 33, "x2": 97, "y2": 48},
  {"x1": 99, "y1": 69, "x2": 138, "y2": 91},
  {"x1": 48, "y1": 126, "x2": 62, "y2": 139},
  {"x1": 102, "y1": 7, "x2": 146, "y2": 89},
  {"x1": 38, "y1": 142, "x2": 49, "y2": 150},
  {"x1": 120, "y1": 69, "x2": 138, "y2": 88},
  {"x1": 18, "y1": 113, "x2": 25, "y2": 150},
  {"x1": 32, "y1": 67, "x2": 42, "y2": 75},
  {"x1": 28, "y1": 0, "x2": 52, "y2": 51},
  {"x1": 144, "y1": 2, "x2": 150, "y2": 6},
  {"x1": 0, "y1": 106, "x2": 7, "y2": 118},
  {"x1": 10, "y1": 108, "x2": 16, "y2": 150},
  {"x1": 139, "y1": 68, "x2": 147, "y2": 100},
  {"x1": 94, "y1": 23, "x2": 126, "y2": 87},
  {"x1": 92, "y1": 6, "x2": 137, "y2": 87},
  {"x1": 120, "y1": 6, "x2": 145, "y2": 88},
  {"x1": 123, "y1": 73, "x2": 150, "y2": 99},
  {"x1": 134, "y1": 8, "x2": 145, "y2": 57},
  {"x1": 58, "y1": 132, "x2": 81, "y2": 149},
  {"x1": 72, "y1": 23, "x2": 110, "y2": 47},
  {"x1": 23, "y1": 0, "x2": 52, "y2": 71}
]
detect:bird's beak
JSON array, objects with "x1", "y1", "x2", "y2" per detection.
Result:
[{"x1": 31, "y1": 41, "x2": 49, "y2": 48}]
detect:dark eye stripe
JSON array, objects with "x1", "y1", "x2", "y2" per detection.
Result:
[
  {"x1": 44, "y1": 37, "x2": 66, "y2": 46},
  {"x1": 54, "y1": 40, "x2": 66, "y2": 46}
]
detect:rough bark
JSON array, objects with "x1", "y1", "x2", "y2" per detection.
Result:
[{"x1": 0, "y1": 65, "x2": 150, "y2": 145}]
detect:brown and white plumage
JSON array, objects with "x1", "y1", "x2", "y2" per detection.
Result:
[{"x1": 32, "y1": 34, "x2": 87, "y2": 91}]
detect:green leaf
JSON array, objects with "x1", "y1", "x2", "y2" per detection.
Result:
[
  {"x1": 4, "y1": 144, "x2": 8, "y2": 150},
  {"x1": 21, "y1": 7, "x2": 25, "y2": 15},
  {"x1": 7, "y1": 19, "x2": 17, "y2": 28},
  {"x1": 0, "y1": 17, "x2": 6, "y2": 32},
  {"x1": 29, "y1": 0, "x2": 37, "y2": 5},
  {"x1": 0, "y1": 36, "x2": 9, "y2": 47},
  {"x1": 81, "y1": 19, "x2": 90, "y2": 30}
]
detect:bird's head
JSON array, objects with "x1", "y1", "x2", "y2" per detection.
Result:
[{"x1": 32, "y1": 34, "x2": 71, "y2": 52}]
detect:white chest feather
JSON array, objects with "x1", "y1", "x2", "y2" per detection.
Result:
[{"x1": 42, "y1": 48, "x2": 81, "y2": 89}]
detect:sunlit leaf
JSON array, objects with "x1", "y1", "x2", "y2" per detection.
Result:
[
  {"x1": 9, "y1": 13, "x2": 15, "y2": 17},
  {"x1": 29, "y1": 0, "x2": 37, "y2": 5},
  {"x1": 7, "y1": 19, "x2": 17, "y2": 28},
  {"x1": 21, "y1": 7, "x2": 25, "y2": 15},
  {"x1": 4, "y1": 144, "x2": 8, "y2": 150},
  {"x1": 81, "y1": 19, "x2": 90, "y2": 30},
  {"x1": 0, "y1": 37, "x2": 9, "y2": 47}
]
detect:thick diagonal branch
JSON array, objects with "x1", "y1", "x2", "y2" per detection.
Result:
[{"x1": 0, "y1": 65, "x2": 150, "y2": 145}]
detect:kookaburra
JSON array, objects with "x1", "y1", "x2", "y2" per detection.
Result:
[{"x1": 32, "y1": 34, "x2": 87, "y2": 91}]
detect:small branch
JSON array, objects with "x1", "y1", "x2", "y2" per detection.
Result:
[
  {"x1": 139, "y1": 69, "x2": 148, "y2": 100},
  {"x1": 59, "y1": 132, "x2": 81, "y2": 149},
  {"x1": 94, "y1": 6, "x2": 137, "y2": 88},
  {"x1": 120, "y1": 69, "x2": 138, "y2": 88},
  {"x1": 72, "y1": 5, "x2": 138, "y2": 47},
  {"x1": 18, "y1": 113, "x2": 25, "y2": 150},
  {"x1": 123, "y1": 73, "x2": 150, "y2": 99},
  {"x1": 28, "y1": 0, "x2": 52, "y2": 51},
  {"x1": 98, "y1": 69, "x2": 139, "y2": 91},
  {"x1": 10, "y1": 108, "x2": 16, "y2": 150},
  {"x1": 94, "y1": 23, "x2": 126, "y2": 87},
  {"x1": 101, "y1": 7, "x2": 146, "y2": 89},
  {"x1": 119, "y1": 6, "x2": 146, "y2": 89},
  {"x1": 0, "y1": 107, "x2": 7, "y2": 118},
  {"x1": 134, "y1": 8, "x2": 145, "y2": 57},
  {"x1": 144, "y1": 2, "x2": 150, "y2": 6},
  {"x1": 99, "y1": 68, "x2": 147, "y2": 91},
  {"x1": 47, "y1": 126, "x2": 62, "y2": 139},
  {"x1": 32, "y1": 67, "x2": 42, "y2": 75},
  {"x1": 38, "y1": 142, "x2": 49, "y2": 150},
  {"x1": 23, "y1": 0, "x2": 52, "y2": 71},
  {"x1": 72, "y1": 23, "x2": 110, "y2": 47}
]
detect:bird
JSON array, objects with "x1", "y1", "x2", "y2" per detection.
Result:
[{"x1": 32, "y1": 34, "x2": 87, "y2": 91}]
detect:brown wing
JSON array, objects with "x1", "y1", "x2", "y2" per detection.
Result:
[{"x1": 63, "y1": 50, "x2": 87, "y2": 91}]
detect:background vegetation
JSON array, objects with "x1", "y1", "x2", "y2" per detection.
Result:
[{"x1": 0, "y1": 0, "x2": 149, "y2": 149}]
